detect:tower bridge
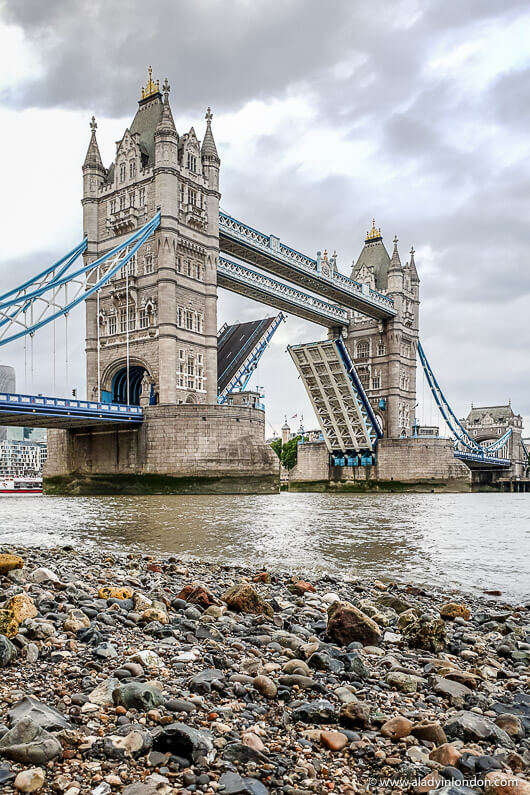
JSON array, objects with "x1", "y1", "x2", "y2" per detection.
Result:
[{"x1": 0, "y1": 67, "x2": 525, "y2": 493}]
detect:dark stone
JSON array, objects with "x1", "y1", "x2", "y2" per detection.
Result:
[
  {"x1": 0, "y1": 636, "x2": 16, "y2": 668},
  {"x1": 7, "y1": 696, "x2": 72, "y2": 731},
  {"x1": 444, "y1": 710, "x2": 515, "y2": 748},
  {"x1": 0, "y1": 717, "x2": 62, "y2": 764},
  {"x1": 112, "y1": 683, "x2": 164, "y2": 711},
  {"x1": 152, "y1": 722, "x2": 214, "y2": 763},
  {"x1": 0, "y1": 764, "x2": 15, "y2": 784},
  {"x1": 222, "y1": 743, "x2": 268, "y2": 765},
  {"x1": 291, "y1": 700, "x2": 336, "y2": 724},
  {"x1": 218, "y1": 772, "x2": 269, "y2": 794},
  {"x1": 339, "y1": 701, "x2": 371, "y2": 729},
  {"x1": 341, "y1": 652, "x2": 369, "y2": 678},
  {"x1": 164, "y1": 699, "x2": 197, "y2": 714},
  {"x1": 326, "y1": 602, "x2": 382, "y2": 647},
  {"x1": 440, "y1": 766, "x2": 465, "y2": 782}
]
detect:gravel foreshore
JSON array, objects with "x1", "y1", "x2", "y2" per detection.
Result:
[{"x1": 0, "y1": 546, "x2": 528, "y2": 795}]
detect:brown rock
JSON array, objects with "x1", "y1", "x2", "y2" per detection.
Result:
[
  {"x1": 444, "y1": 669, "x2": 479, "y2": 689},
  {"x1": 0, "y1": 554, "x2": 23, "y2": 575},
  {"x1": 289, "y1": 580, "x2": 316, "y2": 595},
  {"x1": 429, "y1": 742, "x2": 462, "y2": 766},
  {"x1": 140, "y1": 607, "x2": 169, "y2": 625},
  {"x1": 177, "y1": 583, "x2": 220, "y2": 609},
  {"x1": 253, "y1": 675, "x2": 277, "y2": 698},
  {"x1": 483, "y1": 772, "x2": 530, "y2": 795},
  {"x1": 381, "y1": 716, "x2": 413, "y2": 740},
  {"x1": 252, "y1": 572, "x2": 271, "y2": 583},
  {"x1": 321, "y1": 730, "x2": 349, "y2": 751},
  {"x1": 326, "y1": 601, "x2": 381, "y2": 646},
  {"x1": 412, "y1": 721, "x2": 448, "y2": 746},
  {"x1": 339, "y1": 701, "x2": 370, "y2": 729},
  {"x1": 401, "y1": 615, "x2": 446, "y2": 653},
  {"x1": 5, "y1": 594, "x2": 37, "y2": 623},
  {"x1": 222, "y1": 583, "x2": 273, "y2": 617},
  {"x1": 440, "y1": 602, "x2": 471, "y2": 621},
  {"x1": 495, "y1": 714, "x2": 525, "y2": 739},
  {"x1": 98, "y1": 586, "x2": 133, "y2": 600},
  {"x1": 432, "y1": 675, "x2": 472, "y2": 705},
  {"x1": 243, "y1": 732, "x2": 266, "y2": 752}
]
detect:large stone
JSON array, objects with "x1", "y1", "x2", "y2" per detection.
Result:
[
  {"x1": 387, "y1": 671, "x2": 423, "y2": 693},
  {"x1": 28, "y1": 568, "x2": 59, "y2": 585},
  {"x1": 411, "y1": 720, "x2": 447, "y2": 745},
  {"x1": 0, "y1": 635, "x2": 17, "y2": 667},
  {"x1": 222, "y1": 583, "x2": 273, "y2": 617},
  {"x1": 376, "y1": 594, "x2": 412, "y2": 613},
  {"x1": 0, "y1": 718, "x2": 62, "y2": 764},
  {"x1": 152, "y1": 722, "x2": 214, "y2": 763},
  {"x1": 7, "y1": 697, "x2": 71, "y2": 731},
  {"x1": 0, "y1": 609, "x2": 18, "y2": 638},
  {"x1": 98, "y1": 586, "x2": 133, "y2": 600},
  {"x1": 99, "y1": 726, "x2": 153, "y2": 760},
  {"x1": 429, "y1": 743, "x2": 462, "y2": 766},
  {"x1": 292, "y1": 700, "x2": 336, "y2": 725},
  {"x1": 320, "y1": 730, "x2": 349, "y2": 751},
  {"x1": 218, "y1": 772, "x2": 269, "y2": 794},
  {"x1": 401, "y1": 614, "x2": 446, "y2": 652},
  {"x1": 326, "y1": 602, "x2": 381, "y2": 647},
  {"x1": 13, "y1": 767, "x2": 45, "y2": 792},
  {"x1": 5, "y1": 594, "x2": 37, "y2": 624},
  {"x1": 381, "y1": 716, "x2": 413, "y2": 740},
  {"x1": 444, "y1": 711, "x2": 515, "y2": 748},
  {"x1": 339, "y1": 701, "x2": 371, "y2": 729},
  {"x1": 63, "y1": 609, "x2": 90, "y2": 633},
  {"x1": 440, "y1": 602, "x2": 471, "y2": 621},
  {"x1": 0, "y1": 554, "x2": 23, "y2": 575},
  {"x1": 89, "y1": 677, "x2": 121, "y2": 707},
  {"x1": 176, "y1": 583, "x2": 220, "y2": 609},
  {"x1": 253, "y1": 675, "x2": 277, "y2": 699},
  {"x1": 112, "y1": 683, "x2": 164, "y2": 712}
]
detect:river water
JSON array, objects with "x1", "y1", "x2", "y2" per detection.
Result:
[{"x1": 0, "y1": 492, "x2": 528, "y2": 601}]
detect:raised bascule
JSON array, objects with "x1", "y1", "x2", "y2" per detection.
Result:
[{"x1": 0, "y1": 68, "x2": 526, "y2": 493}]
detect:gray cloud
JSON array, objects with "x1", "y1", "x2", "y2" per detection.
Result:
[{"x1": 1, "y1": 0, "x2": 529, "y2": 429}]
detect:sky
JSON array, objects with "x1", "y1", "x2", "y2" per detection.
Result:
[{"x1": 0, "y1": 0, "x2": 529, "y2": 437}]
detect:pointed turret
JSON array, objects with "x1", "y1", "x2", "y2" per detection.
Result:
[
  {"x1": 388, "y1": 235, "x2": 402, "y2": 274},
  {"x1": 408, "y1": 246, "x2": 420, "y2": 283},
  {"x1": 201, "y1": 107, "x2": 220, "y2": 163},
  {"x1": 351, "y1": 219, "x2": 391, "y2": 290},
  {"x1": 83, "y1": 117, "x2": 104, "y2": 172},
  {"x1": 155, "y1": 78, "x2": 177, "y2": 138}
]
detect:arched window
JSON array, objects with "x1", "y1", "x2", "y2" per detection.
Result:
[
  {"x1": 357, "y1": 341, "x2": 369, "y2": 359},
  {"x1": 119, "y1": 163, "x2": 126, "y2": 182},
  {"x1": 129, "y1": 160, "x2": 136, "y2": 179}
]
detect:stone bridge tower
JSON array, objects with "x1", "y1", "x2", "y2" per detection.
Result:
[
  {"x1": 343, "y1": 221, "x2": 420, "y2": 439},
  {"x1": 83, "y1": 68, "x2": 219, "y2": 407}
]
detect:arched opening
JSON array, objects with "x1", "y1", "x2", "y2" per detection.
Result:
[
  {"x1": 112, "y1": 366, "x2": 147, "y2": 406},
  {"x1": 185, "y1": 394, "x2": 196, "y2": 404}
]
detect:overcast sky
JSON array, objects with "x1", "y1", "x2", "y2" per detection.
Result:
[{"x1": 0, "y1": 0, "x2": 529, "y2": 436}]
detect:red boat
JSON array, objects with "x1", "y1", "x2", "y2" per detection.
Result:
[{"x1": 0, "y1": 477, "x2": 43, "y2": 494}]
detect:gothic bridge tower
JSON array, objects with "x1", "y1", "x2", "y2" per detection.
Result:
[
  {"x1": 343, "y1": 221, "x2": 420, "y2": 439},
  {"x1": 83, "y1": 67, "x2": 220, "y2": 407}
]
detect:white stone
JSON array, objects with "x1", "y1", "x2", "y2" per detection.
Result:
[
  {"x1": 322, "y1": 592, "x2": 341, "y2": 604},
  {"x1": 88, "y1": 677, "x2": 120, "y2": 706},
  {"x1": 131, "y1": 649, "x2": 163, "y2": 668},
  {"x1": 14, "y1": 767, "x2": 45, "y2": 792},
  {"x1": 383, "y1": 631, "x2": 402, "y2": 644},
  {"x1": 29, "y1": 567, "x2": 59, "y2": 584}
]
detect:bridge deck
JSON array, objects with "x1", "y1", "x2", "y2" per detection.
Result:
[
  {"x1": 0, "y1": 392, "x2": 143, "y2": 429},
  {"x1": 219, "y1": 212, "x2": 396, "y2": 320},
  {"x1": 454, "y1": 450, "x2": 511, "y2": 469}
]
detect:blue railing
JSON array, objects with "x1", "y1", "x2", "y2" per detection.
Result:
[{"x1": 0, "y1": 392, "x2": 143, "y2": 422}]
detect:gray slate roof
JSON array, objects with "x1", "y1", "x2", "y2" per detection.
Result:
[{"x1": 352, "y1": 238, "x2": 391, "y2": 291}]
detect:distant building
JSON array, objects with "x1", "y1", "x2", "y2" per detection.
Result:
[
  {"x1": 462, "y1": 403, "x2": 526, "y2": 477},
  {"x1": 0, "y1": 366, "x2": 47, "y2": 475}
]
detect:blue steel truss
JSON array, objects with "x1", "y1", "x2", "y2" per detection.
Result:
[
  {"x1": 218, "y1": 313, "x2": 285, "y2": 403},
  {"x1": 0, "y1": 213, "x2": 160, "y2": 346},
  {"x1": 335, "y1": 337, "x2": 383, "y2": 445},
  {"x1": 418, "y1": 341, "x2": 511, "y2": 464},
  {"x1": 219, "y1": 211, "x2": 396, "y2": 319}
]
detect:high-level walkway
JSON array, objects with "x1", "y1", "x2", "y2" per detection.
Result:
[
  {"x1": 218, "y1": 256, "x2": 349, "y2": 328},
  {"x1": 219, "y1": 212, "x2": 396, "y2": 320}
]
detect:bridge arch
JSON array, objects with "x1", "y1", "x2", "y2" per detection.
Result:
[{"x1": 101, "y1": 358, "x2": 155, "y2": 406}]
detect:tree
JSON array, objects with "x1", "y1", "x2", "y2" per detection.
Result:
[
  {"x1": 281, "y1": 435, "x2": 301, "y2": 469},
  {"x1": 270, "y1": 438, "x2": 282, "y2": 460}
]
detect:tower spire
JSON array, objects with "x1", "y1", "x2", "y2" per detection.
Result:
[
  {"x1": 388, "y1": 234, "x2": 402, "y2": 271},
  {"x1": 201, "y1": 106, "x2": 220, "y2": 163},
  {"x1": 83, "y1": 116, "x2": 104, "y2": 171},
  {"x1": 409, "y1": 245, "x2": 420, "y2": 283}
]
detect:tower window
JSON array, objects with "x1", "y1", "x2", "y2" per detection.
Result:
[
  {"x1": 129, "y1": 160, "x2": 136, "y2": 179},
  {"x1": 144, "y1": 253, "x2": 153, "y2": 274},
  {"x1": 187, "y1": 153, "x2": 197, "y2": 173},
  {"x1": 377, "y1": 342, "x2": 385, "y2": 356},
  {"x1": 119, "y1": 163, "x2": 126, "y2": 182},
  {"x1": 108, "y1": 315, "x2": 117, "y2": 335},
  {"x1": 138, "y1": 188, "x2": 146, "y2": 207},
  {"x1": 119, "y1": 194, "x2": 126, "y2": 211},
  {"x1": 189, "y1": 189, "x2": 197, "y2": 206},
  {"x1": 357, "y1": 341, "x2": 369, "y2": 359}
]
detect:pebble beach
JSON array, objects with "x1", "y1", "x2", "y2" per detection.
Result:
[{"x1": 0, "y1": 547, "x2": 528, "y2": 794}]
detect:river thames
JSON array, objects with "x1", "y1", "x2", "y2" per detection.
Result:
[{"x1": 1, "y1": 492, "x2": 529, "y2": 601}]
